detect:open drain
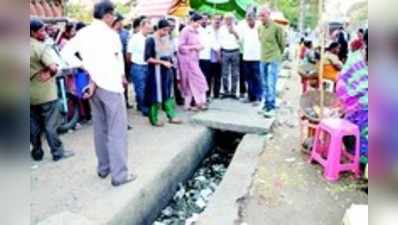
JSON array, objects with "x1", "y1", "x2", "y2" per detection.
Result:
[{"x1": 152, "y1": 131, "x2": 243, "y2": 225}]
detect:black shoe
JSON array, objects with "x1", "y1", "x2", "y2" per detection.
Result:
[
  {"x1": 127, "y1": 124, "x2": 133, "y2": 130},
  {"x1": 220, "y1": 94, "x2": 229, "y2": 99},
  {"x1": 230, "y1": 95, "x2": 239, "y2": 100},
  {"x1": 111, "y1": 173, "x2": 137, "y2": 187},
  {"x1": 31, "y1": 149, "x2": 44, "y2": 161},
  {"x1": 98, "y1": 171, "x2": 110, "y2": 179},
  {"x1": 53, "y1": 150, "x2": 75, "y2": 162},
  {"x1": 241, "y1": 98, "x2": 251, "y2": 103}
]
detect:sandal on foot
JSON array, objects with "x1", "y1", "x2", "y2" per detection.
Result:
[
  {"x1": 111, "y1": 173, "x2": 137, "y2": 187},
  {"x1": 153, "y1": 121, "x2": 165, "y2": 127},
  {"x1": 169, "y1": 118, "x2": 183, "y2": 124}
]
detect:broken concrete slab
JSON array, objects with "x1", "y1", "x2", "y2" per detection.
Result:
[
  {"x1": 191, "y1": 99, "x2": 274, "y2": 134},
  {"x1": 37, "y1": 212, "x2": 93, "y2": 225},
  {"x1": 196, "y1": 134, "x2": 266, "y2": 225}
]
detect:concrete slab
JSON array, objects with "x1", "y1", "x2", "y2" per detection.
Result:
[
  {"x1": 277, "y1": 77, "x2": 288, "y2": 95},
  {"x1": 37, "y1": 212, "x2": 94, "y2": 225},
  {"x1": 196, "y1": 134, "x2": 266, "y2": 225},
  {"x1": 191, "y1": 99, "x2": 274, "y2": 134},
  {"x1": 32, "y1": 109, "x2": 214, "y2": 225}
]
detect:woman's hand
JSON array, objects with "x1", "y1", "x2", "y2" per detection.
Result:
[
  {"x1": 162, "y1": 61, "x2": 173, "y2": 69},
  {"x1": 196, "y1": 45, "x2": 204, "y2": 51}
]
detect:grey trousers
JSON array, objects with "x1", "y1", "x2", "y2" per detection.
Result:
[
  {"x1": 90, "y1": 87, "x2": 129, "y2": 183},
  {"x1": 221, "y1": 50, "x2": 240, "y2": 96}
]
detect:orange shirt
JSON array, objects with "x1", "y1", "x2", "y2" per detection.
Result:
[{"x1": 323, "y1": 52, "x2": 343, "y2": 81}]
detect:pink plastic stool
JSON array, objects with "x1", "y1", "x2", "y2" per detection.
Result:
[{"x1": 309, "y1": 118, "x2": 361, "y2": 182}]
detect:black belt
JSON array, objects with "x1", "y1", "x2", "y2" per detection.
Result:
[{"x1": 222, "y1": 48, "x2": 239, "y2": 53}]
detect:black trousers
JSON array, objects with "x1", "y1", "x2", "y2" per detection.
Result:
[
  {"x1": 200, "y1": 60, "x2": 222, "y2": 98},
  {"x1": 239, "y1": 54, "x2": 247, "y2": 95},
  {"x1": 30, "y1": 100, "x2": 64, "y2": 158},
  {"x1": 172, "y1": 67, "x2": 184, "y2": 105}
]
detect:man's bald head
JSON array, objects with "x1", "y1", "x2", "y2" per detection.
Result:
[
  {"x1": 259, "y1": 6, "x2": 271, "y2": 24},
  {"x1": 225, "y1": 13, "x2": 235, "y2": 26}
]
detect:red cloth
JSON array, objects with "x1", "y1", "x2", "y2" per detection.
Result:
[{"x1": 351, "y1": 39, "x2": 364, "y2": 51}]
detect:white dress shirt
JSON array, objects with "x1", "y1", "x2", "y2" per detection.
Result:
[
  {"x1": 210, "y1": 27, "x2": 221, "y2": 52},
  {"x1": 198, "y1": 26, "x2": 212, "y2": 60},
  {"x1": 240, "y1": 23, "x2": 261, "y2": 61},
  {"x1": 127, "y1": 32, "x2": 147, "y2": 65},
  {"x1": 219, "y1": 25, "x2": 240, "y2": 50},
  {"x1": 61, "y1": 20, "x2": 125, "y2": 93}
]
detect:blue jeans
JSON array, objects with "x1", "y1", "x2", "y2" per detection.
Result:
[
  {"x1": 130, "y1": 64, "x2": 148, "y2": 114},
  {"x1": 244, "y1": 61, "x2": 263, "y2": 102},
  {"x1": 261, "y1": 61, "x2": 280, "y2": 111}
]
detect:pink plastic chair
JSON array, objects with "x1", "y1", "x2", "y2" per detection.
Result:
[{"x1": 309, "y1": 118, "x2": 361, "y2": 182}]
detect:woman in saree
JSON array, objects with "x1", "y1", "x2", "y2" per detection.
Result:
[
  {"x1": 336, "y1": 30, "x2": 368, "y2": 157},
  {"x1": 144, "y1": 19, "x2": 182, "y2": 127}
]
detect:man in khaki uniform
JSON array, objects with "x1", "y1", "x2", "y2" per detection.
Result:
[{"x1": 30, "y1": 19, "x2": 73, "y2": 161}]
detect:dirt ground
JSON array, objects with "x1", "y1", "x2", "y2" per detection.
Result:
[{"x1": 237, "y1": 63, "x2": 368, "y2": 225}]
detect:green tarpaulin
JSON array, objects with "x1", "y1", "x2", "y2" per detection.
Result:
[{"x1": 190, "y1": 0, "x2": 257, "y2": 19}]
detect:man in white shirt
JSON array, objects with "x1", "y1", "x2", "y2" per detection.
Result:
[
  {"x1": 219, "y1": 13, "x2": 240, "y2": 99},
  {"x1": 240, "y1": 12, "x2": 263, "y2": 106},
  {"x1": 61, "y1": 0, "x2": 135, "y2": 187},
  {"x1": 209, "y1": 14, "x2": 223, "y2": 98},
  {"x1": 198, "y1": 13, "x2": 213, "y2": 98},
  {"x1": 127, "y1": 18, "x2": 152, "y2": 115}
]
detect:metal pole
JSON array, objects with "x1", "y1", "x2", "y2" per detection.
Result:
[
  {"x1": 299, "y1": 0, "x2": 306, "y2": 33},
  {"x1": 318, "y1": 0, "x2": 325, "y2": 119}
]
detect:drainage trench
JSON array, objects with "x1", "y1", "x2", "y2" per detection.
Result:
[{"x1": 151, "y1": 130, "x2": 244, "y2": 225}]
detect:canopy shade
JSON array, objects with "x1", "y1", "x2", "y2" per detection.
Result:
[
  {"x1": 191, "y1": 0, "x2": 257, "y2": 19},
  {"x1": 135, "y1": 0, "x2": 257, "y2": 18}
]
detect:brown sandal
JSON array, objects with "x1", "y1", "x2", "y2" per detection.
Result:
[
  {"x1": 169, "y1": 118, "x2": 183, "y2": 124},
  {"x1": 153, "y1": 121, "x2": 165, "y2": 127},
  {"x1": 198, "y1": 105, "x2": 209, "y2": 111}
]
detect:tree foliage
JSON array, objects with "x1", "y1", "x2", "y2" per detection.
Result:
[
  {"x1": 255, "y1": 0, "x2": 319, "y2": 29},
  {"x1": 115, "y1": 2, "x2": 131, "y2": 16},
  {"x1": 65, "y1": 1, "x2": 131, "y2": 22},
  {"x1": 350, "y1": 5, "x2": 368, "y2": 23},
  {"x1": 65, "y1": 2, "x2": 92, "y2": 23}
]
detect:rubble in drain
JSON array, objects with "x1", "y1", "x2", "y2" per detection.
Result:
[{"x1": 153, "y1": 149, "x2": 234, "y2": 225}]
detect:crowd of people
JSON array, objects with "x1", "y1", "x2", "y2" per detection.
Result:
[{"x1": 29, "y1": 0, "x2": 291, "y2": 187}]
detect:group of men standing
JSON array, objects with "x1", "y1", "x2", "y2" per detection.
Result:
[
  {"x1": 197, "y1": 8, "x2": 286, "y2": 117},
  {"x1": 30, "y1": 0, "x2": 286, "y2": 187}
]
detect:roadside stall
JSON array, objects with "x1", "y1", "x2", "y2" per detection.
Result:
[{"x1": 299, "y1": 0, "x2": 368, "y2": 187}]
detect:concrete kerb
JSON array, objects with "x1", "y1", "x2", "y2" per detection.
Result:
[
  {"x1": 37, "y1": 212, "x2": 94, "y2": 225},
  {"x1": 196, "y1": 134, "x2": 266, "y2": 225},
  {"x1": 105, "y1": 128, "x2": 215, "y2": 225},
  {"x1": 36, "y1": 127, "x2": 215, "y2": 225}
]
